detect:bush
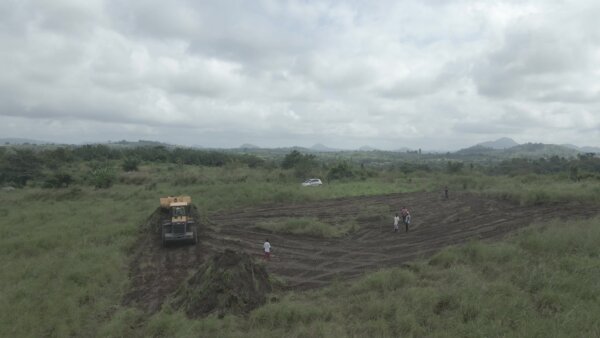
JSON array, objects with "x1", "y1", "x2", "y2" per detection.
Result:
[
  {"x1": 89, "y1": 166, "x2": 116, "y2": 189},
  {"x1": 118, "y1": 172, "x2": 151, "y2": 185},
  {"x1": 281, "y1": 150, "x2": 319, "y2": 178},
  {"x1": 43, "y1": 173, "x2": 73, "y2": 188},
  {"x1": 122, "y1": 157, "x2": 141, "y2": 172},
  {"x1": 0, "y1": 149, "x2": 43, "y2": 186},
  {"x1": 446, "y1": 161, "x2": 464, "y2": 174},
  {"x1": 327, "y1": 162, "x2": 354, "y2": 181}
]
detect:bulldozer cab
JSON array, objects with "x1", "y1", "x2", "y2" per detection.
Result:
[
  {"x1": 173, "y1": 206, "x2": 186, "y2": 217},
  {"x1": 170, "y1": 201, "x2": 189, "y2": 223},
  {"x1": 159, "y1": 195, "x2": 198, "y2": 246}
]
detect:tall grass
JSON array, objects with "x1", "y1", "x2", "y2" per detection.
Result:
[
  {"x1": 0, "y1": 186, "x2": 155, "y2": 337},
  {"x1": 429, "y1": 171, "x2": 600, "y2": 205}
]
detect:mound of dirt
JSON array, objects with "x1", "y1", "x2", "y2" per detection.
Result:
[
  {"x1": 170, "y1": 249, "x2": 272, "y2": 318},
  {"x1": 142, "y1": 207, "x2": 166, "y2": 234}
]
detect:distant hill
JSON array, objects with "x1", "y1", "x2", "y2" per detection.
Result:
[
  {"x1": 581, "y1": 146, "x2": 600, "y2": 154},
  {"x1": 455, "y1": 145, "x2": 501, "y2": 156},
  {"x1": 0, "y1": 137, "x2": 52, "y2": 145},
  {"x1": 310, "y1": 143, "x2": 339, "y2": 152},
  {"x1": 358, "y1": 145, "x2": 378, "y2": 151},
  {"x1": 476, "y1": 137, "x2": 519, "y2": 149},
  {"x1": 239, "y1": 143, "x2": 260, "y2": 149},
  {"x1": 456, "y1": 142, "x2": 581, "y2": 158},
  {"x1": 104, "y1": 139, "x2": 177, "y2": 148},
  {"x1": 561, "y1": 144, "x2": 600, "y2": 154},
  {"x1": 503, "y1": 143, "x2": 579, "y2": 158}
]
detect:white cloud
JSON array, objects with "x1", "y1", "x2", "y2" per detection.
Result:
[{"x1": 1, "y1": 0, "x2": 600, "y2": 150}]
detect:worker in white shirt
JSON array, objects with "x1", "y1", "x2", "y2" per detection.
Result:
[
  {"x1": 393, "y1": 213, "x2": 400, "y2": 232},
  {"x1": 263, "y1": 239, "x2": 271, "y2": 260}
]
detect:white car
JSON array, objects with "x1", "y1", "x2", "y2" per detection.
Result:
[{"x1": 302, "y1": 178, "x2": 323, "y2": 187}]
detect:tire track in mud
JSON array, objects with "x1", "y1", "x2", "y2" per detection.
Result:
[
  {"x1": 209, "y1": 192, "x2": 599, "y2": 289},
  {"x1": 124, "y1": 192, "x2": 600, "y2": 312}
]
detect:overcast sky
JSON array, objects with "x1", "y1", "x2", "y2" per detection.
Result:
[{"x1": 1, "y1": 0, "x2": 599, "y2": 150}]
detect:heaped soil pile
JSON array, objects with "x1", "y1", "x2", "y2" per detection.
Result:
[
  {"x1": 123, "y1": 204, "x2": 207, "y2": 314},
  {"x1": 145, "y1": 207, "x2": 167, "y2": 234},
  {"x1": 170, "y1": 249, "x2": 272, "y2": 318}
]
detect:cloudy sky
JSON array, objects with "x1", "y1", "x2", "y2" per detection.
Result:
[{"x1": 1, "y1": 0, "x2": 599, "y2": 150}]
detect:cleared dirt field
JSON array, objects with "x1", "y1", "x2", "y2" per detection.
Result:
[{"x1": 124, "y1": 192, "x2": 600, "y2": 313}]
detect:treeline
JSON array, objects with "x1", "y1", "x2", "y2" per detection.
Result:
[
  {"x1": 0, "y1": 145, "x2": 265, "y2": 187},
  {"x1": 49, "y1": 145, "x2": 265, "y2": 167},
  {"x1": 488, "y1": 154, "x2": 600, "y2": 179},
  {"x1": 280, "y1": 150, "x2": 376, "y2": 181},
  {"x1": 2, "y1": 144, "x2": 599, "y2": 188}
]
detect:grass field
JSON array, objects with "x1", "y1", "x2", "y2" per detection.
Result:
[{"x1": 1, "y1": 164, "x2": 599, "y2": 337}]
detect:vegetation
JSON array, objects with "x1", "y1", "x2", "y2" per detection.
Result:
[
  {"x1": 122, "y1": 157, "x2": 141, "y2": 172},
  {"x1": 281, "y1": 150, "x2": 319, "y2": 178},
  {"x1": 327, "y1": 161, "x2": 355, "y2": 181},
  {"x1": 1, "y1": 144, "x2": 600, "y2": 337},
  {"x1": 0, "y1": 149, "x2": 43, "y2": 186}
]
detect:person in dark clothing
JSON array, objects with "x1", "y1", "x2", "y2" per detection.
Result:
[
  {"x1": 400, "y1": 207, "x2": 411, "y2": 232},
  {"x1": 444, "y1": 186, "x2": 449, "y2": 199}
]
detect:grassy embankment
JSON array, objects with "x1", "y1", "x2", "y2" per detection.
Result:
[{"x1": 1, "y1": 163, "x2": 600, "y2": 337}]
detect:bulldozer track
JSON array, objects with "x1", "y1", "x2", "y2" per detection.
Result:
[{"x1": 124, "y1": 191, "x2": 600, "y2": 313}]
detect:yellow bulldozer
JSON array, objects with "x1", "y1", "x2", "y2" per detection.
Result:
[{"x1": 159, "y1": 195, "x2": 198, "y2": 246}]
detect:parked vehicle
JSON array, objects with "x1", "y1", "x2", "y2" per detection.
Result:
[{"x1": 302, "y1": 178, "x2": 323, "y2": 187}]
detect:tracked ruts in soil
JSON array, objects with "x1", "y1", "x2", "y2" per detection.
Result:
[{"x1": 124, "y1": 192, "x2": 600, "y2": 313}]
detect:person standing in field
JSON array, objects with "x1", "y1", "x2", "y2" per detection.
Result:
[
  {"x1": 444, "y1": 186, "x2": 449, "y2": 199},
  {"x1": 393, "y1": 213, "x2": 400, "y2": 232},
  {"x1": 263, "y1": 239, "x2": 271, "y2": 260},
  {"x1": 401, "y1": 207, "x2": 411, "y2": 232}
]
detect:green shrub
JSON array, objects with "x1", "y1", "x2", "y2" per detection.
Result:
[
  {"x1": 122, "y1": 157, "x2": 141, "y2": 172},
  {"x1": 0, "y1": 149, "x2": 43, "y2": 186},
  {"x1": 43, "y1": 172, "x2": 74, "y2": 188},
  {"x1": 118, "y1": 172, "x2": 151, "y2": 185},
  {"x1": 327, "y1": 162, "x2": 354, "y2": 181},
  {"x1": 446, "y1": 161, "x2": 464, "y2": 173},
  {"x1": 89, "y1": 166, "x2": 116, "y2": 189}
]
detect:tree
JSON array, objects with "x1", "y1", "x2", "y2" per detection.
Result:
[
  {"x1": 281, "y1": 150, "x2": 318, "y2": 178},
  {"x1": 569, "y1": 165, "x2": 580, "y2": 182},
  {"x1": 43, "y1": 173, "x2": 73, "y2": 188},
  {"x1": 446, "y1": 161, "x2": 464, "y2": 174},
  {"x1": 89, "y1": 166, "x2": 116, "y2": 189},
  {"x1": 0, "y1": 149, "x2": 42, "y2": 186},
  {"x1": 282, "y1": 150, "x2": 305, "y2": 169},
  {"x1": 327, "y1": 162, "x2": 355, "y2": 181},
  {"x1": 122, "y1": 157, "x2": 141, "y2": 172}
]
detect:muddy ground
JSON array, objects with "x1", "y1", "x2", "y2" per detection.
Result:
[{"x1": 123, "y1": 192, "x2": 600, "y2": 313}]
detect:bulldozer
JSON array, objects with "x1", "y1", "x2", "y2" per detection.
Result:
[{"x1": 159, "y1": 195, "x2": 198, "y2": 246}]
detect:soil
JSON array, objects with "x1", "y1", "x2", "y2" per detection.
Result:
[
  {"x1": 170, "y1": 249, "x2": 272, "y2": 318},
  {"x1": 123, "y1": 191, "x2": 600, "y2": 314}
]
